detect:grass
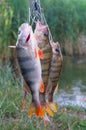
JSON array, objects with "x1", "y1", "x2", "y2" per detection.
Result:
[{"x1": 0, "y1": 63, "x2": 86, "y2": 130}]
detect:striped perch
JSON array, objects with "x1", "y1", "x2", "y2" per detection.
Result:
[
  {"x1": 34, "y1": 22, "x2": 53, "y2": 117},
  {"x1": 47, "y1": 41, "x2": 63, "y2": 112},
  {"x1": 16, "y1": 23, "x2": 45, "y2": 117},
  {"x1": 34, "y1": 22, "x2": 52, "y2": 94}
]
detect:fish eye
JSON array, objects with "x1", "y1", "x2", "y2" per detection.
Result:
[
  {"x1": 18, "y1": 30, "x2": 21, "y2": 35},
  {"x1": 44, "y1": 33, "x2": 48, "y2": 37},
  {"x1": 55, "y1": 48, "x2": 59, "y2": 52}
]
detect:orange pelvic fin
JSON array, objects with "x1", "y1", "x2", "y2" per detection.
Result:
[
  {"x1": 48, "y1": 102, "x2": 57, "y2": 112},
  {"x1": 28, "y1": 103, "x2": 45, "y2": 117},
  {"x1": 40, "y1": 81, "x2": 44, "y2": 93},
  {"x1": 38, "y1": 48, "x2": 44, "y2": 59}
]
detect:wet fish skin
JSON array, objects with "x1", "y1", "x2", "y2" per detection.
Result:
[
  {"x1": 34, "y1": 22, "x2": 54, "y2": 117},
  {"x1": 34, "y1": 21, "x2": 52, "y2": 93},
  {"x1": 16, "y1": 23, "x2": 45, "y2": 117},
  {"x1": 47, "y1": 41, "x2": 63, "y2": 111}
]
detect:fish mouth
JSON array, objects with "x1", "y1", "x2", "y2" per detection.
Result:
[
  {"x1": 25, "y1": 34, "x2": 30, "y2": 43},
  {"x1": 20, "y1": 33, "x2": 30, "y2": 46}
]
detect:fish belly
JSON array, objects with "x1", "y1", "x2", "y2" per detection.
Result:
[
  {"x1": 39, "y1": 44, "x2": 52, "y2": 90},
  {"x1": 47, "y1": 55, "x2": 62, "y2": 94},
  {"x1": 16, "y1": 47, "x2": 41, "y2": 88}
]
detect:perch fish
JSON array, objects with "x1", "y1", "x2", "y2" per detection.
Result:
[
  {"x1": 34, "y1": 22, "x2": 53, "y2": 117},
  {"x1": 47, "y1": 41, "x2": 63, "y2": 112},
  {"x1": 16, "y1": 23, "x2": 45, "y2": 117}
]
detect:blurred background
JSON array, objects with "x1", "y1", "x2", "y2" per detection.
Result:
[
  {"x1": 0, "y1": 0, "x2": 86, "y2": 129},
  {"x1": 0, "y1": 0, "x2": 86, "y2": 107}
]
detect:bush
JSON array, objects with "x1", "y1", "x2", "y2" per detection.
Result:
[
  {"x1": 0, "y1": 0, "x2": 29, "y2": 58},
  {"x1": 0, "y1": 0, "x2": 86, "y2": 57},
  {"x1": 41, "y1": 0, "x2": 86, "y2": 42}
]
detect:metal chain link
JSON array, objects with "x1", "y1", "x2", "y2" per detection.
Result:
[{"x1": 29, "y1": 0, "x2": 53, "y2": 41}]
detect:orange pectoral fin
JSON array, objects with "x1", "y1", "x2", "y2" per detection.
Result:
[
  {"x1": 40, "y1": 81, "x2": 44, "y2": 93},
  {"x1": 38, "y1": 48, "x2": 44, "y2": 59}
]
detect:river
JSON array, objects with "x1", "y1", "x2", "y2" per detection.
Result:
[{"x1": 55, "y1": 56, "x2": 86, "y2": 108}]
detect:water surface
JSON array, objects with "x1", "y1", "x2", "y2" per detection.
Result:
[{"x1": 55, "y1": 56, "x2": 86, "y2": 108}]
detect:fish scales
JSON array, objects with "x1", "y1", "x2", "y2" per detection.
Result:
[
  {"x1": 34, "y1": 22, "x2": 52, "y2": 91},
  {"x1": 33, "y1": 22, "x2": 54, "y2": 117},
  {"x1": 47, "y1": 41, "x2": 63, "y2": 103},
  {"x1": 49, "y1": 57, "x2": 62, "y2": 80},
  {"x1": 16, "y1": 23, "x2": 45, "y2": 117},
  {"x1": 16, "y1": 47, "x2": 41, "y2": 88},
  {"x1": 41, "y1": 46, "x2": 51, "y2": 88}
]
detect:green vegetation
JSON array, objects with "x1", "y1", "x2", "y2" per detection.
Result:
[
  {"x1": 0, "y1": 64, "x2": 86, "y2": 130},
  {"x1": 0, "y1": 0, "x2": 29, "y2": 58},
  {"x1": 0, "y1": 0, "x2": 86, "y2": 58},
  {"x1": 0, "y1": 1, "x2": 86, "y2": 129},
  {"x1": 42, "y1": 0, "x2": 86, "y2": 41}
]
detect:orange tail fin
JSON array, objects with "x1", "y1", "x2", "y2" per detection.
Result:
[
  {"x1": 40, "y1": 102, "x2": 54, "y2": 117},
  {"x1": 45, "y1": 103, "x2": 54, "y2": 116},
  {"x1": 28, "y1": 103, "x2": 45, "y2": 117},
  {"x1": 40, "y1": 81, "x2": 44, "y2": 93},
  {"x1": 36, "y1": 104, "x2": 45, "y2": 117}
]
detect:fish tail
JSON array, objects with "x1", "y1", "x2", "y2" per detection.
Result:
[
  {"x1": 36, "y1": 103, "x2": 45, "y2": 116},
  {"x1": 45, "y1": 103, "x2": 54, "y2": 116},
  {"x1": 48, "y1": 102, "x2": 57, "y2": 112},
  {"x1": 40, "y1": 102, "x2": 54, "y2": 117},
  {"x1": 28, "y1": 103, "x2": 45, "y2": 117}
]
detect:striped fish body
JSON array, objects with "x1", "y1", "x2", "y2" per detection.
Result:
[
  {"x1": 34, "y1": 22, "x2": 52, "y2": 98},
  {"x1": 40, "y1": 45, "x2": 52, "y2": 92},
  {"x1": 47, "y1": 41, "x2": 63, "y2": 102},
  {"x1": 16, "y1": 44, "x2": 42, "y2": 105},
  {"x1": 33, "y1": 22, "x2": 54, "y2": 117},
  {"x1": 16, "y1": 23, "x2": 46, "y2": 117}
]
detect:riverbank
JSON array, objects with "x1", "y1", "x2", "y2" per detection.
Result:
[
  {"x1": 0, "y1": 64, "x2": 86, "y2": 130},
  {"x1": 0, "y1": 105, "x2": 86, "y2": 130},
  {"x1": 0, "y1": 101, "x2": 86, "y2": 130}
]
